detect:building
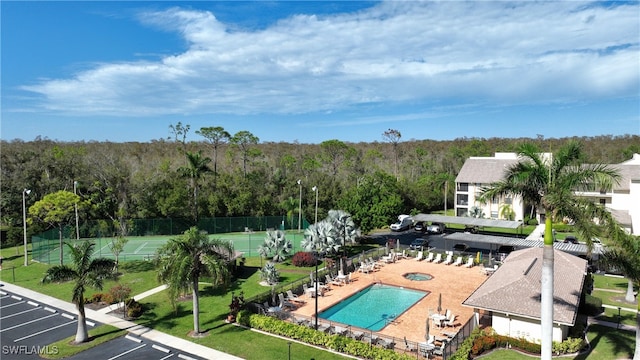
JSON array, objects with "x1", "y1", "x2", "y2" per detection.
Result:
[
  {"x1": 454, "y1": 153, "x2": 640, "y2": 235},
  {"x1": 462, "y1": 247, "x2": 588, "y2": 343}
]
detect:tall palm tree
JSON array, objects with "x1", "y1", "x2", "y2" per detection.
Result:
[
  {"x1": 479, "y1": 141, "x2": 620, "y2": 360},
  {"x1": 600, "y1": 232, "x2": 640, "y2": 360},
  {"x1": 178, "y1": 151, "x2": 212, "y2": 222},
  {"x1": 155, "y1": 227, "x2": 234, "y2": 335},
  {"x1": 42, "y1": 241, "x2": 116, "y2": 343}
]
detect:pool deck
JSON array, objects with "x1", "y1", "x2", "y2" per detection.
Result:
[{"x1": 291, "y1": 254, "x2": 488, "y2": 344}]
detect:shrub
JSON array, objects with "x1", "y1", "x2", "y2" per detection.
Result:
[
  {"x1": 109, "y1": 284, "x2": 131, "y2": 305},
  {"x1": 87, "y1": 293, "x2": 104, "y2": 304},
  {"x1": 291, "y1": 251, "x2": 316, "y2": 267},
  {"x1": 125, "y1": 298, "x2": 144, "y2": 318}
]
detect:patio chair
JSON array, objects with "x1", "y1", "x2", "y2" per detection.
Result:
[
  {"x1": 443, "y1": 253, "x2": 453, "y2": 265},
  {"x1": 286, "y1": 290, "x2": 306, "y2": 304},
  {"x1": 453, "y1": 256, "x2": 463, "y2": 266},
  {"x1": 327, "y1": 274, "x2": 343, "y2": 287},
  {"x1": 333, "y1": 325, "x2": 349, "y2": 336},
  {"x1": 278, "y1": 293, "x2": 296, "y2": 310},
  {"x1": 404, "y1": 336, "x2": 416, "y2": 353},
  {"x1": 415, "y1": 251, "x2": 424, "y2": 261},
  {"x1": 433, "y1": 253, "x2": 443, "y2": 264},
  {"x1": 464, "y1": 257, "x2": 474, "y2": 268},
  {"x1": 425, "y1": 252, "x2": 434, "y2": 262},
  {"x1": 351, "y1": 331, "x2": 364, "y2": 340},
  {"x1": 445, "y1": 315, "x2": 457, "y2": 327},
  {"x1": 377, "y1": 337, "x2": 395, "y2": 349},
  {"x1": 432, "y1": 342, "x2": 446, "y2": 356},
  {"x1": 445, "y1": 309, "x2": 451, "y2": 319}
]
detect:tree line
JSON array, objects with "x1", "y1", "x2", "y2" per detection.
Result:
[{"x1": 1, "y1": 127, "x2": 638, "y2": 246}]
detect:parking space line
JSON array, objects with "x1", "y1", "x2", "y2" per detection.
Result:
[
  {"x1": 160, "y1": 354, "x2": 175, "y2": 360},
  {"x1": 1, "y1": 306, "x2": 40, "y2": 319},
  {"x1": 13, "y1": 320, "x2": 76, "y2": 342},
  {"x1": 1, "y1": 300, "x2": 26, "y2": 309},
  {"x1": 0, "y1": 313, "x2": 58, "y2": 332},
  {"x1": 107, "y1": 344, "x2": 146, "y2": 360}
]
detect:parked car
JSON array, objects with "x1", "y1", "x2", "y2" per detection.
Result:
[
  {"x1": 453, "y1": 243, "x2": 470, "y2": 253},
  {"x1": 414, "y1": 221, "x2": 425, "y2": 232},
  {"x1": 427, "y1": 222, "x2": 445, "y2": 234},
  {"x1": 410, "y1": 238, "x2": 429, "y2": 250},
  {"x1": 390, "y1": 215, "x2": 413, "y2": 232},
  {"x1": 563, "y1": 235, "x2": 579, "y2": 244}
]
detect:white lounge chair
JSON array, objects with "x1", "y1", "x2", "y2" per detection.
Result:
[
  {"x1": 425, "y1": 252, "x2": 434, "y2": 262},
  {"x1": 433, "y1": 253, "x2": 443, "y2": 264},
  {"x1": 443, "y1": 254, "x2": 453, "y2": 265},
  {"x1": 415, "y1": 251, "x2": 424, "y2": 261},
  {"x1": 453, "y1": 256, "x2": 463, "y2": 266},
  {"x1": 278, "y1": 293, "x2": 296, "y2": 310},
  {"x1": 286, "y1": 290, "x2": 305, "y2": 303},
  {"x1": 464, "y1": 257, "x2": 474, "y2": 268}
]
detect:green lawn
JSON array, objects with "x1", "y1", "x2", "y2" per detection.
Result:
[{"x1": 476, "y1": 325, "x2": 635, "y2": 360}]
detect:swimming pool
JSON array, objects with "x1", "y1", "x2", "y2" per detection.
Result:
[{"x1": 318, "y1": 283, "x2": 428, "y2": 331}]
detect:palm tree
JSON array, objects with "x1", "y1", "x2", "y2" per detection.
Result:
[
  {"x1": 600, "y1": 232, "x2": 640, "y2": 360},
  {"x1": 178, "y1": 151, "x2": 212, "y2": 222},
  {"x1": 155, "y1": 227, "x2": 234, "y2": 335},
  {"x1": 327, "y1": 209, "x2": 360, "y2": 248},
  {"x1": 258, "y1": 229, "x2": 292, "y2": 263},
  {"x1": 479, "y1": 141, "x2": 620, "y2": 360},
  {"x1": 301, "y1": 220, "x2": 341, "y2": 256},
  {"x1": 42, "y1": 241, "x2": 116, "y2": 343}
]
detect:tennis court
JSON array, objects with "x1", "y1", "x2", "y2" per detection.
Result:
[{"x1": 32, "y1": 231, "x2": 307, "y2": 265}]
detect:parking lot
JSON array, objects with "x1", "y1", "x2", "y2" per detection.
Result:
[{"x1": 0, "y1": 286, "x2": 207, "y2": 360}]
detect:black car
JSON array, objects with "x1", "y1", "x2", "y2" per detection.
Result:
[
  {"x1": 410, "y1": 238, "x2": 429, "y2": 250},
  {"x1": 453, "y1": 243, "x2": 470, "y2": 253},
  {"x1": 564, "y1": 235, "x2": 579, "y2": 244},
  {"x1": 414, "y1": 221, "x2": 425, "y2": 232}
]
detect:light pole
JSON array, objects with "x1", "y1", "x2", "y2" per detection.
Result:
[
  {"x1": 312, "y1": 186, "x2": 318, "y2": 224},
  {"x1": 287, "y1": 341, "x2": 291, "y2": 360},
  {"x1": 22, "y1": 189, "x2": 31, "y2": 266},
  {"x1": 314, "y1": 251, "x2": 319, "y2": 330},
  {"x1": 297, "y1": 180, "x2": 302, "y2": 232},
  {"x1": 73, "y1": 181, "x2": 79, "y2": 240}
]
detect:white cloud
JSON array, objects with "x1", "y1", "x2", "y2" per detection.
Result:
[{"x1": 21, "y1": 1, "x2": 640, "y2": 117}]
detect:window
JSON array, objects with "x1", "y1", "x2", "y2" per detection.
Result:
[
  {"x1": 491, "y1": 211, "x2": 498, "y2": 219},
  {"x1": 599, "y1": 198, "x2": 606, "y2": 205},
  {"x1": 457, "y1": 194, "x2": 468, "y2": 206},
  {"x1": 505, "y1": 197, "x2": 512, "y2": 205},
  {"x1": 457, "y1": 183, "x2": 469, "y2": 192},
  {"x1": 491, "y1": 197, "x2": 498, "y2": 205}
]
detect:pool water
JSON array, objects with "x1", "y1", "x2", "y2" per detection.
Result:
[
  {"x1": 404, "y1": 272, "x2": 433, "y2": 281},
  {"x1": 318, "y1": 283, "x2": 427, "y2": 331}
]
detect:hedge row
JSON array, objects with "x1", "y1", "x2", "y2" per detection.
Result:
[{"x1": 240, "y1": 311, "x2": 415, "y2": 360}]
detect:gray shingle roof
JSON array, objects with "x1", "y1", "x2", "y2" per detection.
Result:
[
  {"x1": 455, "y1": 158, "x2": 519, "y2": 184},
  {"x1": 462, "y1": 247, "x2": 587, "y2": 326}
]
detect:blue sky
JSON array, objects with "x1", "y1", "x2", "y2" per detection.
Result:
[{"x1": 2, "y1": 1, "x2": 639, "y2": 144}]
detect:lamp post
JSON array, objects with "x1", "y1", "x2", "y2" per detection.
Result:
[
  {"x1": 297, "y1": 180, "x2": 302, "y2": 232},
  {"x1": 22, "y1": 189, "x2": 31, "y2": 266},
  {"x1": 617, "y1": 307, "x2": 621, "y2": 329},
  {"x1": 312, "y1": 186, "x2": 318, "y2": 224},
  {"x1": 287, "y1": 341, "x2": 291, "y2": 360},
  {"x1": 73, "y1": 181, "x2": 79, "y2": 240},
  {"x1": 314, "y1": 251, "x2": 319, "y2": 330}
]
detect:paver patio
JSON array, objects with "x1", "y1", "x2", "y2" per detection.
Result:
[{"x1": 291, "y1": 253, "x2": 488, "y2": 345}]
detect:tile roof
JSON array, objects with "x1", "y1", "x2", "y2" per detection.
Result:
[{"x1": 462, "y1": 247, "x2": 587, "y2": 325}]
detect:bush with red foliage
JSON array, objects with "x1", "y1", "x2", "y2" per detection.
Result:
[{"x1": 292, "y1": 252, "x2": 317, "y2": 267}]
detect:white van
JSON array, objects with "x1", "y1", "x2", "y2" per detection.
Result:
[{"x1": 390, "y1": 215, "x2": 413, "y2": 231}]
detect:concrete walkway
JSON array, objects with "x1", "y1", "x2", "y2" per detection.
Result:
[{"x1": 0, "y1": 282, "x2": 243, "y2": 360}]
